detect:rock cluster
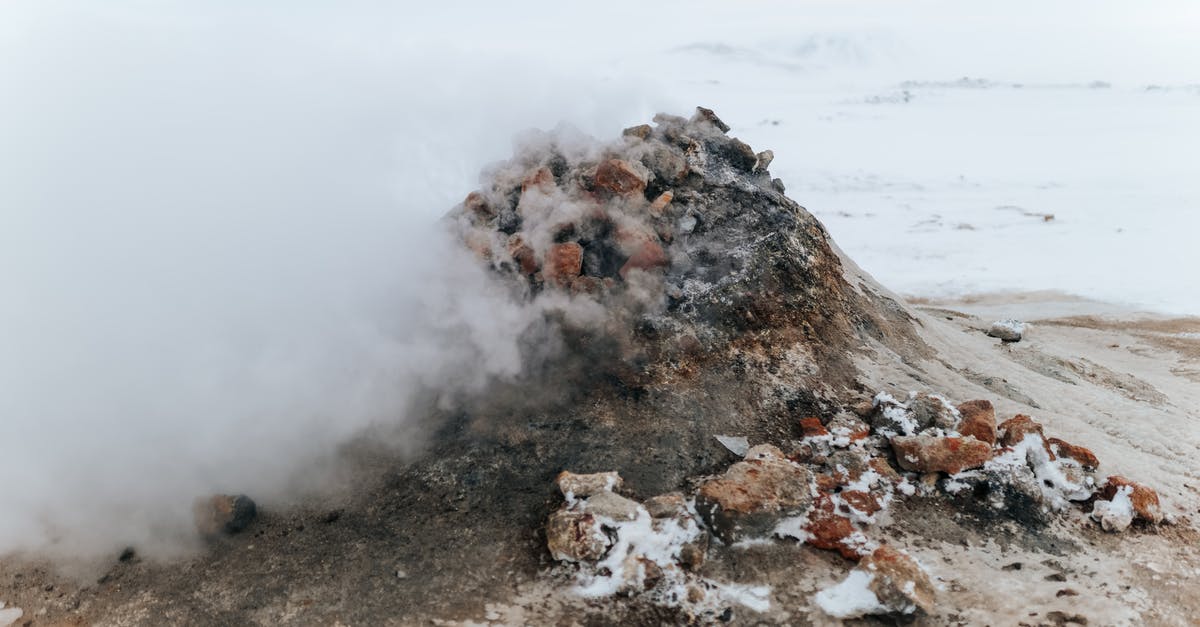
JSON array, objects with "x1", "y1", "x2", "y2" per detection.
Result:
[{"x1": 544, "y1": 387, "x2": 1166, "y2": 620}]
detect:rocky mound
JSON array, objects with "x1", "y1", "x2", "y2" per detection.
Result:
[{"x1": 0, "y1": 109, "x2": 1187, "y2": 626}]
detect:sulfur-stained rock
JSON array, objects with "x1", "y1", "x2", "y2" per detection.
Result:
[
  {"x1": 997, "y1": 414, "x2": 1054, "y2": 458},
  {"x1": 556, "y1": 470, "x2": 623, "y2": 498},
  {"x1": 890, "y1": 434, "x2": 992, "y2": 475},
  {"x1": 1047, "y1": 438, "x2": 1099, "y2": 470},
  {"x1": 194, "y1": 494, "x2": 257, "y2": 536},
  {"x1": 695, "y1": 445, "x2": 813, "y2": 543},
  {"x1": 1098, "y1": 476, "x2": 1163, "y2": 524},
  {"x1": 648, "y1": 190, "x2": 673, "y2": 217},
  {"x1": 546, "y1": 510, "x2": 610, "y2": 562},
  {"x1": 804, "y1": 493, "x2": 863, "y2": 560},
  {"x1": 957, "y1": 399, "x2": 997, "y2": 445}
]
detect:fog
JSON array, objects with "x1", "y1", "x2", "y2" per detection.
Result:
[{"x1": 2, "y1": 0, "x2": 1196, "y2": 557}]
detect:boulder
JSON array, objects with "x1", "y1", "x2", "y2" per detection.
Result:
[
  {"x1": 804, "y1": 493, "x2": 862, "y2": 560},
  {"x1": 546, "y1": 510, "x2": 610, "y2": 562},
  {"x1": 594, "y1": 159, "x2": 647, "y2": 196},
  {"x1": 642, "y1": 493, "x2": 687, "y2": 519},
  {"x1": 907, "y1": 392, "x2": 959, "y2": 432},
  {"x1": 861, "y1": 545, "x2": 936, "y2": 616},
  {"x1": 997, "y1": 414, "x2": 1054, "y2": 457},
  {"x1": 890, "y1": 435, "x2": 992, "y2": 475},
  {"x1": 695, "y1": 445, "x2": 813, "y2": 543},
  {"x1": 956, "y1": 399, "x2": 997, "y2": 445},
  {"x1": 988, "y1": 319, "x2": 1025, "y2": 342}
]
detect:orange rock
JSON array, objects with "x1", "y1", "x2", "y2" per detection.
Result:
[
  {"x1": 800, "y1": 416, "x2": 829, "y2": 438},
  {"x1": 957, "y1": 399, "x2": 996, "y2": 445},
  {"x1": 544, "y1": 242, "x2": 583, "y2": 286},
  {"x1": 594, "y1": 159, "x2": 647, "y2": 196},
  {"x1": 1099, "y1": 476, "x2": 1163, "y2": 523},
  {"x1": 868, "y1": 458, "x2": 903, "y2": 485},
  {"x1": 804, "y1": 494, "x2": 862, "y2": 560},
  {"x1": 1047, "y1": 437, "x2": 1100, "y2": 470},
  {"x1": 890, "y1": 434, "x2": 992, "y2": 475},
  {"x1": 815, "y1": 472, "x2": 844, "y2": 492},
  {"x1": 861, "y1": 545, "x2": 936, "y2": 616},
  {"x1": 506, "y1": 235, "x2": 538, "y2": 275},
  {"x1": 649, "y1": 190, "x2": 674, "y2": 216},
  {"x1": 997, "y1": 414, "x2": 1055, "y2": 458}
]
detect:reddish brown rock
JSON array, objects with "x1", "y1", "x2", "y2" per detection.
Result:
[
  {"x1": 997, "y1": 414, "x2": 1055, "y2": 458},
  {"x1": 521, "y1": 166, "x2": 555, "y2": 194},
  {"x1": 594, "y1": 159, "x2": 647, "y2": 196},
  {"x1": 463, "y1": 191, "x2": 493, "y2": 219},
  {"x1": 799, "y1": 416, "x2": 829, "y2": 438},
  {"x1": 861, "y1": 545, "x2": 936, "y2": 616},
  {"x1": 956, "y1": 399, "x2": 997, "y2": 445},
  {"x1": 890, "y1": 434, "x2": 992, "y2": 475},
  {"x1": 868, "y1": 458, "x2": 904, "y2": 485},
  {"x1": 804, "y1": 494, "x2": 862, "y2": 560},
  {"x1": 691, "y1": 106, "x2": 731, "y2": 133},
  {"x1": 615, "y1": 227, "x2": 669, "y2": 278},
  {"x1": 544, "y1": 242, "x2": 583, "y2": 286},
  {"x1": 1100, "y1": 476, "x2": 1163, "y2": 523},
  {"x1": 841, "y1": 490, "x2": 883, "y2": 516},
  {"x1": 462, "y1": 230, "x2": 492, "y2": 261},
  {"x1": 695, "y1": 445, "x2": 813, "y2": 543},
  {"x1": 1047, "y1": 438, "x2": 1100, "y2": 470},
  {"x1": 506, "y1": 234, "x2": 538, "y2": 275},
  {"x1": 546, "y1": 510, "x2": 610, "y2": 562}
]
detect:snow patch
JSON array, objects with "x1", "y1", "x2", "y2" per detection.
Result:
[{"x1": 814, "y1": 570, "x2": 886, "y2": 619}]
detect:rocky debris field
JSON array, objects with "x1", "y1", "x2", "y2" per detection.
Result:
[{"x1": 542, "y1": 387, "x2": 1167, "y2": 622}]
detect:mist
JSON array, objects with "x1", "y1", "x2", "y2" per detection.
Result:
[{"x1": 3, "y1": 0, "x2": 1198, "y2": 558}]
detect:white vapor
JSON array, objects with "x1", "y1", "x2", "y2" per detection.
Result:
[{"x1": 0, "y1": 1, "x2": 657, "y2": 557}]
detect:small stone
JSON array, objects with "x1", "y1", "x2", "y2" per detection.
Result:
[
  {"x1": 826, "y1": 413, "x2": 872, "y2": 442},
  {"x1": 804, "y1": 494, "x2": 861, "y2": 560},
  {"x1": 463, "y1": 191, "x2": 494, "y2": 220},
  {"x1": 725, "y1": 138, "x2": 759, "y2": 171},
  {"x1": 1045, "y1": 610, "x2": 1089, "y2": 625},
  {"x1": 543, "y1": 242, "x2": 583, "y2": 286},
  {"x1": 754, "y1": 150, "x2": 774, "y2": 172},
  {"x1": 643, "y1": 493, "x2": 686, "y2": 518},
  {"x1": 890, "y1": 434, "x2": 992, "y2": 474},
  {"x1": 997, "y1": 414, "x2": 1053, "y2": 457},
  {"x1": 546, "y1": 510, "x2": 610, "y2": 562},
  {"x1": 799, "y1": 416, "x2": 829, "y2": 438},
  {"x1": 956, "y1": 399, "x2": 997, "y2": 445},
  {"x1": 691, "y1": 106, "x2": 730, "y2": 133},
  {"x1": 506, "y1": 234, "x2": 538, "y2": 275},
  {"x1": 862, "y1": 545, "x2": 937, "y2": 616},
  {"x1": 194, "y1": 494, "x2": 257, "y2": 536},
  {"x1": 988, "y1": 319, "x2": 1025, "y2": 342},
  {"x1": 594, "y1": 159, "x2": 647, "y2": 196},
  {"x1": 1047, "y1": 438, "x2": 1099, "y2": 470},
  {"x1": 622, "y1": 124, "x2": 652, "y2": 140},
  {"x1": 907, "y1": 392, "x2": 959, "y2": 432},
  {"x1": 616, "y1": 227, "x2": 669, "y2": 277},
  {"x1": 556, "y1": 470, "x2": 622, "y2": 498},
  {"x1": 648, "y1": 190, "x2": 674, "y2": 217},
  {"x1": 695, "y1": 445, "x2": 813, "y2": 543},
  {"x1": 1098, "y1": 476, "x2": 1163, "y2": 524}
]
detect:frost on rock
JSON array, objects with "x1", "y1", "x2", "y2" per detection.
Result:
[
  {"x1": 815, "y1": 545, "x2": 935, "y2": 620},
  {"x1": 1093, "y1": 485, "x2": 1135, "y2": 532},
  {"x1": 0, "y1": 604, "x2": 23, "y2": 627},
  {"x1": 988, "y1": 319, "x2": 1026, "y2": 342},
  {"x1": 814, "y1": 569, "x2": 886, "y2": 619}
]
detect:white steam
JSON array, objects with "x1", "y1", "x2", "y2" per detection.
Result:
[{"x1": 0, "y1": 2, "x2": 654, "y2": 557}]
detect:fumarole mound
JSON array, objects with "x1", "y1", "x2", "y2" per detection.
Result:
[{"x1": 0, "y1": 108, "x2": 1190, "y2": 627}]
